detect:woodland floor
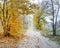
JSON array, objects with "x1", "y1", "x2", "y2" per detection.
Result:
[{"x1": 0, "y1": 29, "x2": 60, "y2": 48}]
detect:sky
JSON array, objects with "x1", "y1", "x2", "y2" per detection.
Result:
[
  {"x1": 0, "y1": 0, "x2": 3, "y2": 4},
  {"x1": 30, "y1": 0, "x2": 42, "y2": 4}
]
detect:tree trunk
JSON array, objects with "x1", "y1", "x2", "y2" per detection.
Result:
[
  {"x1": 38, "y1": 16, "x2": 40, "y2": 29},
  {"x1": 55, "y1": 3, "x2": 59, "y2": 36},
  {"x1": 53, "y1": 24, "x2": 56, "y2": 36},
  {"x1": 51, "y1": 0, "x2": 56, "y2": 36},
  {"x1": 3, "y1": 0, "x2": 10, "y2": 36}
]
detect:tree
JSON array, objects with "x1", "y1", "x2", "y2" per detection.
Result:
[
  {"x1": 41, "y1": 0, "x2": 60, "y2": 36},
  {"x1": 50, "y1": 0, "x2": 59, "y2": 36},
  {"x1": 33, "y1": 5, "x2": 46, "y2": 30},
  {"x1": 2, "y1": 0, "x2": 23, "y2": 36},
  {"x1": 0, "y1": 0, "x2": 35, "y2": 37}
]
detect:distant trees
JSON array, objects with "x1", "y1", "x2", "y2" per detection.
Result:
[
  {"x1": 41, "y1": 0, "x2": 60, "y2": 36},
  {"x1": 33, "y1": 5, "x2": 47, "y2": 30}
]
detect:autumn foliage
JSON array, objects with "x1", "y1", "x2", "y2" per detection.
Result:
[{"x1": 0, "y1": 0, "x2": 34, "y2": 37}]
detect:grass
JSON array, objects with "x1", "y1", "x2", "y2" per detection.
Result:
[
  {"x1": 41, "y1": 28, "x2": 60, "y2": 45},
  {"x1": 46, "y1": 35, "x2": 60, "y2": 44}
]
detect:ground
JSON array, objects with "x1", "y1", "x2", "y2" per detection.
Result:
[
  {"x1": 0, "y1": 34, "x2": 26, "y2": 48},
  {"x1": 18, "y1": 29, "x2": 59, "y2": 48},
  {"x1": 0, "y1": 29, "x2": 60, "y2": 48}
]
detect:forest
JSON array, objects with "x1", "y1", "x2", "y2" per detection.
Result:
[{"x1": 0, "y1": 0, "x2": 60, "y2": 48}]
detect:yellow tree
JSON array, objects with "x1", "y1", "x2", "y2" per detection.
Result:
[
  {"x1": 0, "y1": 0, "x2": 34, "y2": 37},
  {"x1": 33, "y1": 6, "x2": 46, "y2": 30}
]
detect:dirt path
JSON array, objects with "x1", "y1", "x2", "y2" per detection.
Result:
[{"x1": 18, "y1": 29, "x2": 59, "y2": 48}]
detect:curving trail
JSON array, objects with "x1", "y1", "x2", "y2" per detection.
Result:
[
  {"x1": 18, "y1": 29, "x2": 59, "y2": 48},
  {"x1": 18, "y1": 15, "x2": 59, "y2": 48}
]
